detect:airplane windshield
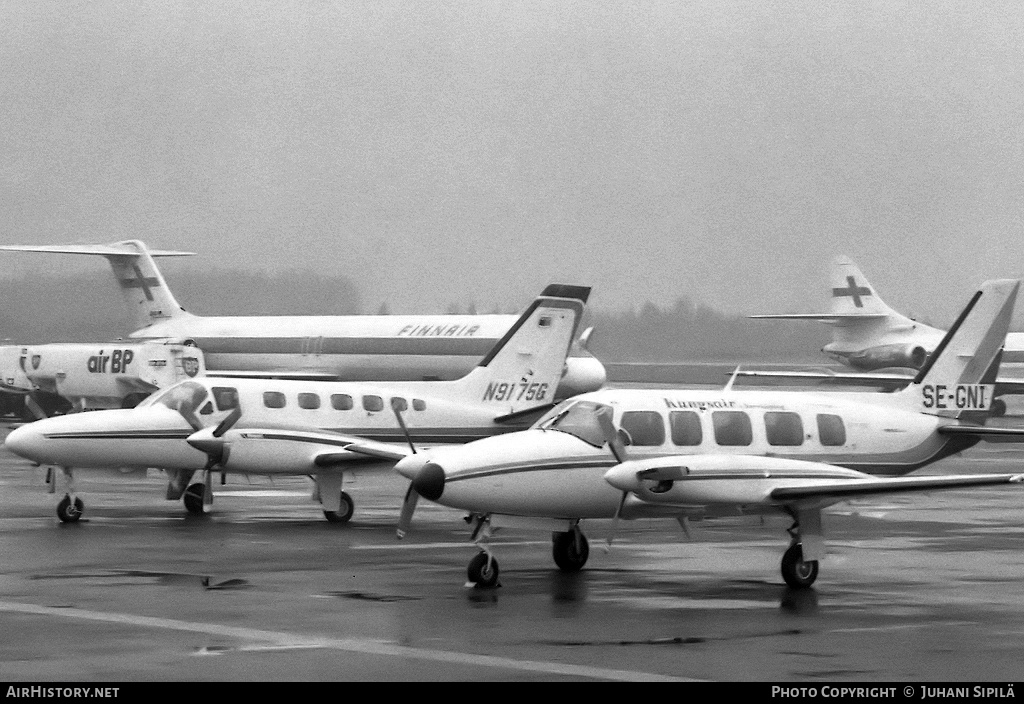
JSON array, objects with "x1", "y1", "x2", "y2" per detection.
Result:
[
  {"x1": 534, "y1": 399, "x2": 609, "y2": 447},
  {"x1": 141, "y1": 381, "x2": 209, "y2": 413}
]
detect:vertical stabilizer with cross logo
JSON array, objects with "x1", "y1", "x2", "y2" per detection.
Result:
[
  {"x1": 826, "y1": 256, "x2": 899, "y2": 319},
  {"x1": 0, "y1": 240, "x2": 193, "y2": 332},
  {"x1": 450, "y1": 284, "x2": 590, "y2": 415}
]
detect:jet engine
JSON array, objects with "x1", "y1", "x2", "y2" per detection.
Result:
[{"x1": 845, "y1": 343, "x2": 928, "y2": 371}]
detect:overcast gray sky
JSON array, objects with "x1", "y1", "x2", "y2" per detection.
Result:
[{"x1": 2, "y1": 1, "x2": 1023, "y2": 325}]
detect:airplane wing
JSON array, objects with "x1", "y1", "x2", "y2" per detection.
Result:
[
  {"x1": 732, "y1": 369, "x2": 913, "y2": 388},
  {"x1": 228, "y1": 427, "x2": 412, "y2": 462},
  {"x1": 770, "y1": 473, "x2": 1024, "y2": 502},
  {"x1": 734, "y1": 369, "x2": 1024, "y2": 395}
]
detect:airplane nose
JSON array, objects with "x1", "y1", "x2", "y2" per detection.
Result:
[
  {"x1": 411, "y1": 462, "x2": 445, "y2": 501},
  {"x1": 5, "y1": 424, "x2": 42, "y2": 461}
]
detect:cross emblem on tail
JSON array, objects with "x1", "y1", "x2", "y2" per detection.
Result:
[
  {"x1": 832, "y1": 276, "x2": 872, "y2": 308},
  {"x1": 119, "y1": 263, "x2": 159, "y2": 302}
]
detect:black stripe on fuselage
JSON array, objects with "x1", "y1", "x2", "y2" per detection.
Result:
[
  {"x1": 44, "y1": 430, "x2": 193, "y2": 440},
  {"x1": 193, "y1": 337, "x2": 497, "y2": 356}
]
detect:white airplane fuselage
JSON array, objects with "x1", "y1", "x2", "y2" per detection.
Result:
[
  {"x1": 396, "y1": 388, "x2": 973, "y2": 520},
  {"x1": 6, "y1": 376, "x2": 540, "y2": 474},
  {"x1": 132, "y1": 311, "x2": 605, "y2": 397}
]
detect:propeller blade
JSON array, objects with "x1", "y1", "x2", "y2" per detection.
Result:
[
  {"x1": 24, "y1": 393, "x2": 47, "y2": 421},
  {"x1": 391, "y1": 398, "x2": 417, "y2": 455},
  {"x1": 595, "y1": 405, "x2": 627, "y2": 463},
  {"x1": 605, "y1": 490, "x2": 629, "y2": 551},
  {"x1": 213, "y1": 405, "x2": 242, "y2": 437},
  {"x1": 396, "y1": 483, "x2": 419, "y2": 539}
]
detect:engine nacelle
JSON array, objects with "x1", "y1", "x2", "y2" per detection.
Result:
[{"x1": 843, "y1": 343, "x2": 928, "y2": 371}]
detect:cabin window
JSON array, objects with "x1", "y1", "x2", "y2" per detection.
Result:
[
  {"x1": 390, "y1": 397, "x2": 408, "y2": 412},
  {"x1": 363, "y1": 395, "x2": 384, "y2": 412},
  {"x1": 712, "y1": 410, "x2": 752, "y2": 446},
  {"x1": 298, "y1": 392, "x2": 321, "y2": 410},
  {"x1": 330, "y1": 394, "x2": 353, "y2": 411},
  {"x1": 199, "y1": 402, "x2": 214, "y2": 415},
  {"x1": 817, "y1": 414, "x2": 847, "y2": 446},
  {"x1": 263, "y1": 391, "x2": 286, "y2": 409},
  {"x1": 212, "y1": 387, "x2": 239, "y2": 411},
  {"x1": 669, "y1": 411, "x2": 703, "y2": 446},
  {"x1": 413, "y1": 399, "x2": 426, "y2": 411},
  {"x1": 764, "y1": 411, "x2": 804, "y2": 446},
  {"x1": 619, "y1": 411, "x2": 666, "y2": 446}
]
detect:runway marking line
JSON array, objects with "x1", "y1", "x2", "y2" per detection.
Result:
[{"x1": 0, "y1": 600, "x2": 700, "y2": 682}]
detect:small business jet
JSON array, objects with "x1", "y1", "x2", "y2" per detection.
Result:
[
  {"x1": 5, "y1": 285, "x2": 590, "y2": 524},
  {"x1": 0, "y1": 241, "x2": 605, "y2": 403},
  {"x1": 751, "y1": 256, "x2": 1024, "y2": 371},
  {"x1": 394, "y1": 279, "x2": 1024, "y2": 588}
]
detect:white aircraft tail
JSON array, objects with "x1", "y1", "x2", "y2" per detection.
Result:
[
  {"x1": 452, "y1": 284, "x2": 590, "y2": 414},
  {"x1": 901, "y1": 279, "x2": 1020, "y2": 419},
  {"x1": 0, "y1": 240, "x2": 193, "y2": 332}
]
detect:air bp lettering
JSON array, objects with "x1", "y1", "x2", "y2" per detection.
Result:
[
  {"x1": 483, "y1": 381, "x2": 549, "y2": 403},
  {"x1": 86, "y1": 349, "x2": 135, "y2": 374},
  {"x1": 921, "y1": 384, "x2": 993, "y2": 411}
]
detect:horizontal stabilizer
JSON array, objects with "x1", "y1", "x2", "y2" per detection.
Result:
[
  {"x1": 749, "y1": 313, "x2": 888, "y2": 323},
  {"x1": 492, "y1": 403, "x2": 557, "y2": 424},
  {"x1": 771, "y1": 473, "x2": 1024, "y2": 502},
  {"x1": 937, "y1": 425, "x2": 1024, "y2": 441},
  {"x1": 0, "y1": 244, "x2": 194, "y2": 257}
]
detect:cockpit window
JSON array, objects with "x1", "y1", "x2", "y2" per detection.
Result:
[
  {"x1": 145, "y1": 381, "x2": 209, "y2": 413},
  {"x1": 534, "y1": 399, "x2": 609, "y2": 447}
]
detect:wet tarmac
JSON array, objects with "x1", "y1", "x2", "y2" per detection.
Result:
[{"x1": 2, "y1": 428, "x2": 1024, "y2": 681}]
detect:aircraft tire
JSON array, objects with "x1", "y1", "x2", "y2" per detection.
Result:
[
  {"x1": 467, "y1": 552, "x2": 499, "y2": 588},
  {"x1": 183, "y1": 483, "x2": 206, "y2": 515},
  {"x1": 56, "y1": 495, "x2": 84, "y2": 523},
  {"x1": 552, "y1": 531, "x2": 589, "y2": 572},
  {"x1": 323, "y1": 491, "x2": 354, "y2": 523},
  {"x1": 781, "y1": 543, "x2": 818, "y2": 589}
]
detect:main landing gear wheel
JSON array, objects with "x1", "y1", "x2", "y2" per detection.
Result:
[
  {"x1": 56, "y1": 495, "x2": 84, "y2": 523},
  {"x1": 552, "y1": 531, "x2": 589, "y2": 572},
  {"x1": 323, "y1": 491, "x2": 354, "y2": 523},
  {"x1": 781, "y1": 543, "x2": 819, "y2": 589},
  {"x1": 467, "y1": 552, "x2": 499, "y2": 588},
  {"x1": 183, "y1": 483, "x2": 207, "y2": 516}
]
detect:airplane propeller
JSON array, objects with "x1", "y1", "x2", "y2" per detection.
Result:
[
  {"x1": 186, "y1": 405, "x2": 243, "y2": 471},
  {"x1": 595, "y1": 405, "x2": 630, "y2": 549},
  {"x1": 392, "y1": 398, "x2": 419, "y2": 539}
]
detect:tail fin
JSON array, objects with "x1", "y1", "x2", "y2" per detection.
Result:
[
  {"x1": 453, "y1": 284, "x2": 590, "y2": 414},
  {"x1": 0, "y1": 240, "x2": 193, "y2": 331},
  {"x1": 903, "y1": 279, "x2": 1020, "y2": 419},
  {"x1": 827, "y1": 256, "x2": 897, "y2": 318}
]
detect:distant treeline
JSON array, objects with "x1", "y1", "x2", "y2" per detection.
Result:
[
  {"x1": 587, "y1": 297, "x2": 827, "y2": 363},
  {"x1": 0, "y1": 270, "x2": 826, "y2": 363}
]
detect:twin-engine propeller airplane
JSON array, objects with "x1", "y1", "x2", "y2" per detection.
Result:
[
  {"x1": 394, "y1": 279, "x2": 1024, "y2": 589},
  {"x1": 5, "y1": 285, "x2": 590, "y2": 524},
  {"x1": 0, "y1": 241, "x2": 605, "y2": 406}
]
